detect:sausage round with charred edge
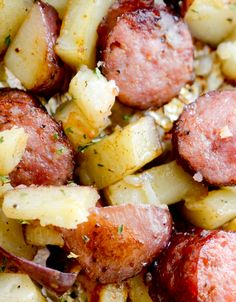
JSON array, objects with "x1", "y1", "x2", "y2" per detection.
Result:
[
  {"x1": 153, "y1": 229, "x2": 236, "y2": 302},
  {"x1": 61, "y1": 204, "x2": 172, "y2": 284},
  {"x1": 173, "y1": 90, "x2": 236, "y2": 186},
  {"x1": 0, "y1": 88, "x2": 74, "y2": 186},
  {"x1": 98, "y1": 1, "x2": 194, "y2": 110}
]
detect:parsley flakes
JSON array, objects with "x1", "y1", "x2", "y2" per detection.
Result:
[{"x1": 4, "y1": 35, "x2": 11, "y2": 47}]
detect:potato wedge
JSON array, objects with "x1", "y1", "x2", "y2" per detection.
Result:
[
  {"x1": 127, "y1": 273, "x2": 153, "y2": 302},
  {"x1": 183, "y1": 187, "x2": 236, "y2": 229},
  {"x1": 78, "y1": 117, "x2": 162, "y2": 189},
  {"x1": 4, "y1": 1, "x2": 65, "y2": 96},
  {"x1": 104, "y1": 161, "x2": 207, "y2": 206},
  {"x1": 98, "y1": 283, "x2": 128, "y2": 302},
  {"x1": 0, "y1": 127, "x2": 28, "y2": 175},
  {"x1": 0, "y1": 0, "x2": 33, "y2": 55},
  {"x1": 55, "y1": 65, "x2": 118, "y2": 149},
  {"x1": 25, "y1": 221, "x2": 64, "y2": 247},
  {"x1": 43, "y1": 0, "x2": 67, "y2": 19},
  {"x1": 0, "y1": 273, "x2": 45, "y2": 302},
  {"x1": 184, "y1": 0, "x2": 236, "y2": 46},
  {"x1": 2, "y1": 185, "x2": 99, "y2": 229},
  {"x1": 55, "y1": 0, "x2": 115, "y2": 69}
]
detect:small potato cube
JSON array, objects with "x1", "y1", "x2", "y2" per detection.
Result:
[
  {"x1": 55, "y1": 66, "x2": 118, "y2": 149},
  {"x1": 0, "y1": 273, "x2": 45, "y2": 302},
  {"x1": 0, "y1": 127, "x2": 28, "y2": 175},
  {"x1": 55, "y1": 0, "x2": 115, "y2": 69},
  {"x1": 2, "y1": 185, "x2": 99, "y2": 229},
  {"x1": 98, "y1": 283, "x2": 128, "y2": 302},
  {"x1": 127, "y1": 273, "x2": 153, "y2": 302},
  {"x1": 183, "y1": 187, "x2": 236, "y2": 229},
  {"x1": 78, "y1": 117, "x2": 163, "y2": 189},
  {"x1": 104, "y1": 161, "x2": 207, "y2": 206}
]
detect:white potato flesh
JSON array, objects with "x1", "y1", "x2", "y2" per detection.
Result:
[
  {"x1": 104, "y1": 161, "x2": 207, "y2": 206},
  {"x1": 55, "y1": 65, "x2": 118, "y2": 149},
  {"x1": 43, "y1": 0, "x2": 67, "y2": 19},
  {"x1": 0, "y1": 127, "x2": 28, "y2": 175},
  {"x1": 78, "y1": 117, "x2": 163, "y2": 189},
  {"x1": 2, "y1": 185, "x2": 99, "y2": 229},
  {"x1": 0, "y1": 273, "x2": 45, "y2": 302},
  {"x1": 55, "y1": 0, "x2": 115, "y2": 69},
  {"x1": 0, "y1": 0, "x2": 33, "y2": 54},
  {"x1": 98, "y1": 283, "x2": 128, "y2": 302},
  {"x1": 4, "y1": 1, "x2": 53, "y2": 90},
  {"x1": 127, "y1": 274, "x2": 153, "y2": 302},
  {"x1": 185, "y1": 0, "x2": 236, "y2": 46},
  {"x1": 183, "y1": 187, "x2": 236, "y2": 229}
]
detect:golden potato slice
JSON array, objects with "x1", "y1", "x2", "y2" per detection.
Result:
[
  {"x1": 78, "y1": 117, "x2": 163, "y2": 189},
  {"x1": 4, "y1": 1, "x2": 64, "y2": 96},
  {"x1": 104, "y1": 161, "x2": 207, "y2": 206},
  {"x1": 2, "y1": 185, "x2": 99, "y2": 229}
]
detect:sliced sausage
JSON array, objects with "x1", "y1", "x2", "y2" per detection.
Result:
[
  {"x1": 173, "y1": 90, "x2": 236, "y2": 186},
  {"x1": 0, "y1": 88, "x2": 74, "y2": 186},
  {"x1": 153, "y1": 229, "x2": 236, "y2": 302},
  {"x1": 98, "y1": 3, "x2": 194, "y2": 109},
  {"x1": 61, "y1": 204, "x2": 172, "y2": 283}
]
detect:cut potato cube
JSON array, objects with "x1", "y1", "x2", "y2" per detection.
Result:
[
  {"x1": 184, "y1": 0, "x2": 236, "y2": 46},
  {"x1": 78, "y1": 117, "x2": 163, "y2": 189},
  {"x1": 55, "y1": 65, "x2": 118, "y2": 149},
  {"x1": 104, "y1": 161, "x2": 207, "y2": 206},
  {"x1": 0, "y1": 273, "x2": 45, "y2": 302},
  {"x1": 2, "y1": 185, "x2": 99, "y2": 229},
  {"x1": 217, "y1": 38, "x2": 236, "y2": 81},
  {"x1": 25, "y1": 222, "x2": 64, "y2": 247},
  {"x1": 98, "y1": 283, "x2": 128, "y2": 302},
  {"x1": 43, "y1": 0, "x2": 67, "y2": 19},
  {"x1": 183, "y1": 187, "x2": 236, "y2": 229},
  {"x1": 0, "y1": 0, "x2": 33, "y2": 54},
  {"x1": 0, "y1": 127, "x2": 28, "y2": 175},
  {"x1": 55, "y1": 0, "x2": 115, "y2": 69},
  {"x1": 127, "y1": 274, "x2": 152, "y2": 302}
]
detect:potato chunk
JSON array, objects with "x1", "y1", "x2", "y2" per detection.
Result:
[
  {"x1": 78, "y1": 117, "x2": 163, "y2": 189},
  {"x1": 0, "y1": 273, "x2": 45, "y2": 302},
  {"x1": 55, "y1": 0, "x2": 116, "y2": 69},
  {"x1": 2, "y1": 185, "x2": 99, "y2": 229},
  {"x1": 183, "y1": 187, "x2": 236, "y2": 229},
  {"x1": 98, "y1": 283, "x2": 128, "y2": 302},
  {"x1": 127, "y1": 273, "x2": 153, "y2": 302},
  {"x1": 0, "y1": 127, "x2": 28, "y2": 175},
  {"x1": 184, "y1": 0, "x2": 236, "y2": 46},
  {"x1": 0, "y1": 0, "x2": 33, "y2": 55},
  {"x1": 104, "y1": 161, "x2": 207, "y2": 206},
  {"x1": 55, "y1": 65, "x2": 118, "y2": 149}
]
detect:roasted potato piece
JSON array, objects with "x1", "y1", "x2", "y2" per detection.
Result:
[
  {"x1": 98, "y1": 283, "x2": 128, "y2": 302},
  {"x1": 0, "y1": 0, "x2": 33, "y2": 55},
  {"x1": 44, "y1": 0, "x2": 67, "y2": 19},
  {"x1": 127, "y1": 273, "x2": 153, "y2": 302},
  {"x1": 25, "y1": 221, "x2": 64, "y2": 247},
  {"x1": 78, "y1": 117, "x2": 163, "y2": 189},
  {"x1": 0, "y1": 273, "x2": 46, "y2": 302},
  {"x1": 55, "y1": 0, "x2": 116, "y2": 69},
  {"x1": 104, "y1": 161, "x2": 207, "y2": 206},
  {"x1": 4, "y1": 1, "x2": 65, "y2": 96},
  {"x1": 2, "y1": 185, "x2": 99, "y2": 229},
  {"x1": 0, "y1": 127, "x2": 28, "y2": 175},
  {"x1": 184, "y1": 0, "x2": 236, "y2": 46},
  {"x1": 55, "y1": 65, "x2": 118, "y2": 149},
  {"x1": 183, "y1": 187, "x2": 236, "y2": 229},
  {"x1": 61, "y1": 204, "x2": 172, "y2": 283},
  {"x1": 223, "y1": 217, "x2": 236, "y2": 231}
]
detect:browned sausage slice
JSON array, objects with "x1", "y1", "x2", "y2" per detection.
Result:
[
  {"x1": 0, "y1": 88, "x2": 74, "y2": 186},
  {"x1": 153, "y1": 230, "x2": 236, "y2": 302},
  {"x1": 173, "y1": 90, "x2": 236, "y2": 186},
  {"x1": 61, "y1": 204, "x2": 172, "y2": 283},
  {"x1": 98, "y1": 3, "x2": 194, "y2": 109}
]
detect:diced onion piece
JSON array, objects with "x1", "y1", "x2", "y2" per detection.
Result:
[{"x1": 2, "y1": 185, "x2": 99, "y2": 229}]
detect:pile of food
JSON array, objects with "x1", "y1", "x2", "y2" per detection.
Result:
[{"x1": 0, "y1": 0, "x2": 236, "y2": 301}]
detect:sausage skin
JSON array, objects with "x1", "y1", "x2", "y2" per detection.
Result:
[
  {"x1": 0, "y1": 88, "x2": 74, "y2": 186},
  {"x1": 98, "y1": 2, "x2": 194, "y2": 109},
  {"x1": 153, "y1": 229, "x2": 236, "y2": 302},
  {"x1": 61, "y1": 204, "x2": 172, "y2": 283},
  {"x1": 173, "y1": 90, "x2": 236, "y2": 186}
]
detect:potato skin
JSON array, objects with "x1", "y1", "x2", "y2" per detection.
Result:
[{"x1": 61, "y1": 204, "x2": 172, "y2": 283}]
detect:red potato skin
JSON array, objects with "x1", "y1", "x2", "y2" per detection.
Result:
[
  {"x1": 61, "y1": 204, "x2": 172, "y2": 284},
  {"x1": 29, "y1": 1, "x2": 69, "y2": 97},
  {"x1": 0, "y1": 88, "x2": 74, "y2": 186},
  {"x1": 153, "y1": 230, "x2": 236, "y2": 302},
  {"x1": 172, "y1": 90, "x2": 236, "y2": 186},
  {"x1": 98, "y1": 2, "x2": 194, "y2": 110}
]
